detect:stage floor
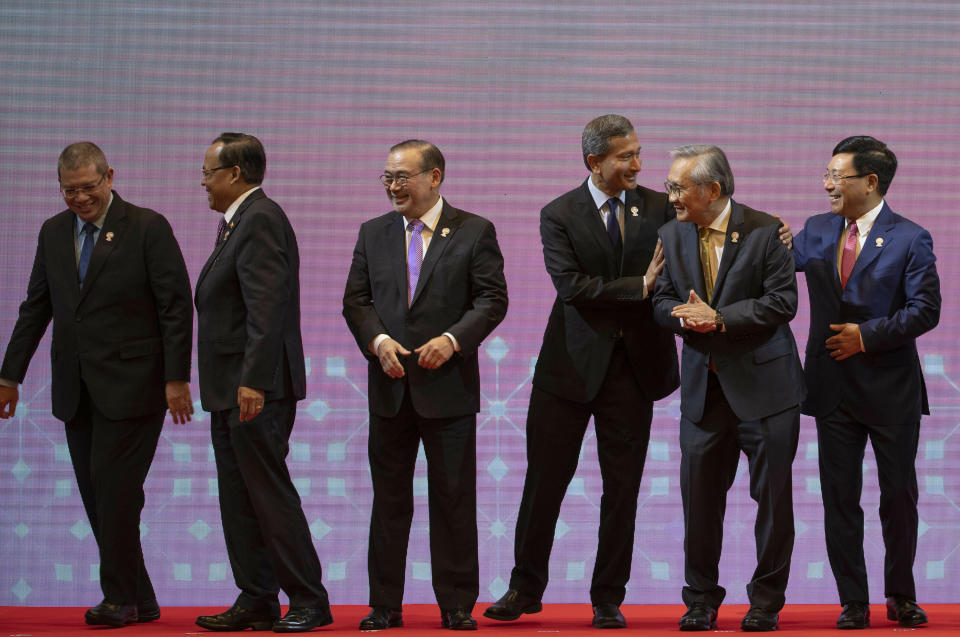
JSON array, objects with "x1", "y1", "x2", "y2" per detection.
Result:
[{"x1": 1, "y1": 604, "x2": 958, "y2": 636}]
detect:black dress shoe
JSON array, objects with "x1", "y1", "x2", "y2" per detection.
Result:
[
  {"x1": 441, "y1": 608, "x2": 478, "y2": 630},
  {"x1": 196, "y1": 603, "x2": 279, "y2": 631},
  {"x1": 85, "y1": 601, "x2": 138, "y2": 627},
  {"x1": 360, "y1": 607, "x2": 403, "y2": 631},
  {"x1": 837, "y1": 601, "x2": 870, "y2": 629},
  {"x1": 274, "y1": 606, "x2": 334, "y2": 633},
  {"x1": 679, "y1": 603, "x2": 717, "y2": 631},
  {"x1": 483, "y1": 589, "x2": 542, "y2": 621},
  {"x1": 592, "y1": 603, "x2": 626, "y2": 629},
  {"x1": 886, "y1": 596, "x2": 927, "y2": 627},
  {"x1": 741, "y1": 607, "x2": 779, "y2": 632},
  {"x1": 137, "y1": 598, "x2": 161, "y2": 623}
]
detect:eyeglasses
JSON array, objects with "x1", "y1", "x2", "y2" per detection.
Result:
[
  {"x1": 379, "y1": 170, "x2": 429, "y2": 188},
  {"x1": 664, "y1": 181, "x2": 691, "y2": 197},
  {"x1": 201, "y1": 165, "x2": 231, "y2": 179},
  {"x1": 823, "y1": 172, "x2": 867, "y2": 184},
  {"x1": 60, "y1": 173, "x2": 107, "y2": 199}
]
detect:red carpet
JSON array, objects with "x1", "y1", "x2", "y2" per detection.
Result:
[{"x1": 1, "y1": 604, "x2": 958, "y2": 636}]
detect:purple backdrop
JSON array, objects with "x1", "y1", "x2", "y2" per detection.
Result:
[{"x1": 1, "y1": 1, "x2": 958, "y2": 607}]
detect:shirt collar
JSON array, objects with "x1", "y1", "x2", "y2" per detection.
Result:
[
  {"x1": 586, "y1": 177, "x2": 625, "y2": 211},
  {"x1": 703, "y1": 198, "x2": 731, "y2": 233},
  {"x1": 224, "y1": 186, "x2": 261, "y2": 224},
  {"x1": 849, "y1": 199, "x2": 884, "y2": 235},
  {"x1": 405, "y1": 195, "x2": 444, "y2": 232},
  {"x1": 75, "y1": 192, "x2": 113, "y2": 234}
]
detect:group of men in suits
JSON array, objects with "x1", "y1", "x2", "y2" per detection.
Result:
[{"x1": 0, "y1": 122, "x2": 941, "y2": 633}]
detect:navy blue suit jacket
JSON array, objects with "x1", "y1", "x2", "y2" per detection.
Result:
[
  {"x1": 793, "y1": 203, "x2": 940, "y2": 424},
  {"x1": 654, "y1": 200, "x2": 805, "y2": 423}
]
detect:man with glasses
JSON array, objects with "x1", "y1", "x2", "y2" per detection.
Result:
[
  {"x1": 653, "y1": 144, "x2": 803, "y2": 632},
  {"x1": 0, "y1": 142, "x2": 193, "y2": 627},
  {"x1": 793, "y1": 136, "x2": 940, "y2": 629},
  {"x1": 343, "y1": 139, "x2": 507, "y2": 631},
  {"x1": 194, "y1": 133, "x2": 333, "y2": 633}
]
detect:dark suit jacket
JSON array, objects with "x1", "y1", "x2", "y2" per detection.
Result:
[
  {"x1": 195, "y1": 189, "x2": 306, "y2": 412},
  {"x1": 342, "y1": 200, "x2": 508, "y2": 419},
  {"x1": 793, "y1": 203, "x2": 940, "y2": 424},
  {"x1": 654, "y1": 200, "x2": 804, "y2": 423},
  {"x1": 532, "y1": 180, "x2": 678, "y2": 404},
  {"x1": 1, "y1": 192, "x2": 192, "y2": 421}
]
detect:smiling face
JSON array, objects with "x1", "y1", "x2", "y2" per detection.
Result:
[
  {"x1": 588, "y1": 131, "x2": 641, "y2": 196},
  {"x1": 825, "y1": 152, "x2": 877, "y2": 220},
  {"x1": 59, "y1": 163, "x2": 114, "y2": 223},
  {"x1": 667, "y1": 156, "x2": 721, "y2": 226},
  {"x1": 383, "y1": 147, "x2": 441, "y2": 219}
]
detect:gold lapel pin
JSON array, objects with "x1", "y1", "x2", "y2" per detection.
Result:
[
  {"x1": 730, "y1": 231, "x2": 739, "y2": 243},
  {"x1": 875, "y1": 237, "x2": 884, "y2": 247},
  {"x1": 441, "y1": 227, "x2": 450, "y2": 237},
  {"x1": 630, "y1": 206, "x2": 639, "y2": 216},
  {"x1": 105, "y1": 232, "x2": 114, "y2": 242},
  {"x1": 223, "y1": 231, "x2": 230, "y2": 240}
]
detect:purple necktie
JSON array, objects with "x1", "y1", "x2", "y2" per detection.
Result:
[
  {"x1": 215, "y1": 217, "x2": 227, "y2": 246},
  {"x1": 407, "y1": 219, "x2": 425, "y2": 305}
]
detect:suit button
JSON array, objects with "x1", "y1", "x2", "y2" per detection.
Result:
[{"x1": 75, "y1": 315, "x2": 82, "y2": 322}]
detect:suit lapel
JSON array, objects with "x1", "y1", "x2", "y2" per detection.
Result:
[
  {"x1": 195, "y1": 189, "x2": 264, "y2": 296},
  {"x1": 55, "y1": 212, "x2": 81, "y2": 303},
  {"x1": 577, "y1": 181, "x2": 619, "y2": 271},
  {"x1": 712, "y1": 200, "x2": 744, "y2": 303},
  {"x1": 79, "y1": 194, "x2": 126, "y2": 302},
  {"x1": 826, "y1": 213, "x2": 845, "y2": 292},
  {"x1": 679, "y1": 221, "x2": 708, "y2": 300},
  {"x1": 411, "y1": 203, "x2": 458, "y2": 307},
  {"x1": 387, "y1": 212, "x2": 407, "y2": 305},
  {"x1": 848, "y1": 203, "x2": 894, "y2": 289},
  {"x1": 622, "y1": 188, "x2": 644, "y2": 269}
]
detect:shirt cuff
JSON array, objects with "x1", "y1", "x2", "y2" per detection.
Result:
[
  {"x1": 642, "y1": 275, "x2": 649, "y2": 299},
  {"x1": 370, "y1": 334, "x2": 389, "y2": 355},
  {"x1": 443, "y1": 332, "x2": 461, "y2": 352},
  {"x1": 0, "y1": 378, "x2": 17, "y2": 388}
]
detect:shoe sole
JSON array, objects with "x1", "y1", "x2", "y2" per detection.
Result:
[
  {"x1": 85, "y1": 616, "x2": 136, "y2": 627},
  {"x1": 483, "y1": 603, "x2": 543, "y2": 621},
  {"x1": 195, "y1": 620, "x2": 276, "y2": 631},
  {"x1": 360, "y1": 619, "x2": 403, "y2": 631},
  {"x1": 679, "y1": 621, "x2": 717, "y2": 631},
  {"x1": 273, "y1": 616, "x2": 334, "y2": 633},
  {"x1": 887, "y1": 611, "x2": 927, "y2": 627}
]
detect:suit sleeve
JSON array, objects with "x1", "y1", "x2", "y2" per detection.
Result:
[
  {"x1": 720, "y1": 225, "x2": 798, "y2": 336},
  {"x1": 144, "y1": 214, "x2": 193, "y2": 382},
  {"x1": 652, "y1": 234, "x2": 686, "y2": 335},
  {"x1": 342, "y1": 224, "x2": 390, "y2": 359},
  {"x1": 0, "y1": 229, "x2": 53, "y2": 382},
  {"x1": 235, "y1": 209, "x2": 291, "y2": 389},
  {"x1": 443, "y1": 220, "x2": 508, "y2": 353},
  {"x1": 540, "y1": 205, "x2": 647, "y2": 309},
  {"x1": 860, "y1": 228, "x2": 940, "y2": 352},
  {"x1": 792, "y1": 223, "x2": 810, "y2": 272}
]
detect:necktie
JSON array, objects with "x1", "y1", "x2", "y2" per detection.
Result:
[
  {"x1": 840, "y1": 221, "x2": 859, "y2": 289},
  {"x1": 407, "y1": 219, "x2": 425, "y2": 306},
  {"x1": 215, "y1": 217, "x2": 227, "y2": 246},
  {"x1": 78, "y1": 222, "x2": 97, "y2": 285},
  {"x1": 698, "y1": 226, "x2": 716, "y2": 304},
  {"x1": 606, "y1": 198, "x2": 622, "y2": 263}
]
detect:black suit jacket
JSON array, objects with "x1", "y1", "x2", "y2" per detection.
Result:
[
  {"x1": 532, "y1": 180, "x2": 679, "y2": 404},
  {"x1": 194, "y1": 189, "x2": 306, "y2": 412},
  {"x1": 342, "y1": 200, "x2": 508, "y2": 419},
  {"x1": 1, "y1": 192, "x2": 193, "y2": 421},
  {"x1": 654, "y1": 200, "x2": 804, "y2": 423}
]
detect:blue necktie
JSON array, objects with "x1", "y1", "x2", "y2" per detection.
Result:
[
  {"x1": 606, "y1": 198, "x2": 622, "y2": 257},
  {"x1": 78, "y1": 222, "x2": 97, "y2": 284}
]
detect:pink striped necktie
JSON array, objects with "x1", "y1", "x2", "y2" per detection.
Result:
[
  {"x1": 840, "y1": 221, "x2": 859, "y2": 289},
  {"x1": 407, "y1": 219, "x2": 424, "y2": 305}
]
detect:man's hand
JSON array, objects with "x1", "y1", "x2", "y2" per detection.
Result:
[
  {"x1": 415, "y1": 335, "x2": 455, "y2": 370},
  {"x1": 238, "y1": 386, "x2": 266, "y2": 422},
  {"x1": 376, "y1": 338, "x2": 410, "y2": 378},
  {"x1": 671, "y1": 289, "x2": 717, "y2": 333},
  {"x1": 826, "y1": 323, "x2": 862, "y2": 360},
  {"x1": 0, "y1": 385, "x2": 18, "y2": 419},
  {"x1": 776, "y1": 216, "x2": 793, "y2": 249},
  {"x1": 645, "y1": 238, "x2": 665, "y2": 291},
  {"x1": 165, "y1": 380, "x2": 194, "y2": 424}
]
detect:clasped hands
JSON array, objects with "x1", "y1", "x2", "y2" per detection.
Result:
[
  {"x1": 376, "y1": 335, "x2": 454, "y2": 378},
  {"x1": 671, "y1": 290, "x2": 718, "y2": 333}
]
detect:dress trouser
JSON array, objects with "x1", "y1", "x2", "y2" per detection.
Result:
[
  {"x1": 816, "y1": 401, "x2": 920, "y2": 604},
  {"x1": 65, "y1": 383, "x2": 162, "y2": 606},
  {"x1": 367, "y1": 389, "x2": 478, "y2": 612},
  {"x1": 210, "y1": 398, "x2": 329, "y2": 613},
  {"x1": 679, "y1": 371, "x2": 799, "y2": 612},
  {"x1": 510, "y1": 341, "x2": 653, "y2": 605}
]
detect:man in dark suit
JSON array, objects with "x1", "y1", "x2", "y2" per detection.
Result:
[
  {"x1": 654, "y1": 144, "x2": 804, "y2": 632},
  {"x1": 343, "y1": 139, "x2": 507, "y2": 631},
  {"x1": 0, "y1": 142, "x2": 194, "y2": 627},
  {"x1": 194, "y1": 133, "x2": 332, "y2": 633},
  {"x1": 484, "y1": 114, "x2": 679, "y2": 629},
  {"x1": 793, "y1": 136, "x2": 940, "y2": 629}
]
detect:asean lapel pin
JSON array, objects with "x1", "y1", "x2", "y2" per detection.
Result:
[
  {"x1": 730, "y1": 231, "x2": 740, "y2": 243},
  {"x1": 875, "y1": 237, "x2": 884, "y2": 248},
  {"x1": 630, "y1": 206, "x2": 639, "y2": 216},
  {"x1": 440, "y1": 227, "x2": 450, "y2": 238},
  {"x1": 105, "y1": 231, "x2": 114, "y2": 242}
]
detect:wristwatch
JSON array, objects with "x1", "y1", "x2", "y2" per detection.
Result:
[{"x1": 714, "y1": 310, "x2": 724, "y2": 332}]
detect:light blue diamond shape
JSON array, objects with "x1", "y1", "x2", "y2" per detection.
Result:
[
  {"x1": 293, "y1": 477, "x2": 311, "y2": 496},
  {"x1": 925, "y1": 475, "x2": 944, "y2": 495},
  {"x1": 648, "y1": 441, "x2": 669, "y2": 461},
  {"x1": 12, "y1": 458, "x2": 30, "y2": 483},
  {"x1": 326, "y1": 478, "x2": 344, "y2": 497},
  {"x1": 174, "y1": 563, "x2": 192, "y2": 581},
  {"x1": 208, "y1": 478, "x2": 218, "y2": 496},
  {"x1": 14, "y1": 523, "x2": 28, "y2": 538},
  {"x1": 805, "y1": 442, "x2": 818, "y2": 460},
  {"x1": 555, "y1": 519, "x2": 569, "y2": 540},
  {"x1": 291, "y1": 442, "x2": 311, "y2": 462},
  {"x1": 566, "y1": 561, "x2": 585, "y2": 581},
  {"x1": 925, "y1": 440, "x2": 943, "y2": 460},
  {"x1": 328, "y1": 562, "x2": 347, "y2": 581},
  {"x1": 189, "y1": 520, "x2": 212, "y2": 540},
  {"x1": 651, "y1": 561, "x2": 670, "y2": 581},
  {"x1": 140, "y1": 522, "x2": 148, "y2": 539},
  {"x1": 918, "y1": 518, "x2": 930, "y2": 537},
  {"x1": 487, "y1": 457, "x2": 508, "y2": 482},
  {"x1": 54, "y1": 479, "x2": 72, "y2": 497},
  {"x1": 207, "y1": 444, "x2": 216, "y2": 462},
  {"x1": 795, "y1": 518, "x2": 809, "y2": 536},
  {"x1": 326, "y1": 442, "x2": 345, "y2": 462},
  {"x1": 486, "y1": 337, "x2": 509, "y2": 361},
  {"x1": 650, "y1": 476, "x2": 669, "y2": 496},
  {"x1": 807, "y1": 562, "x2": 824, "y2": 579},
  {"x1": 568, "y1": 477, "x2": 584, "y2": 496},
  {"x1": 209, "y1": 563, "x2": 228, "y2": 581},
  {"x1": 488, "y1": 576, "x2": 508, "y2": 600},
  {"x1": 529, "y1": 356, "x2": 538, "y2": 375},
  {"x1": 173, "y1": 478, "x2": 191, "y2": 497},
  {"x1": 923, "y1": 354, "x2": 943, "y2": 375},
  {"x1": 310, "y1": 518, "x2": 331, "y2": 541},
  {"x1": 12, "y1": 578, "x2": 31, "y2": 601},
  {"x1": 305, "y1": 357, "x2": 312, "y2": 377},
  {"x1": 172, "y1": 443, "x2": 192, "y2": 462},
  {"x1": 412, "y1": 562, "x2": 431, "y2": 581},
  {"x1": 488, "y1": 400, "x2": 506, "y2": 418},
  {"x1": 326, "y1": 357, "x2": 346, "y2": 377},
  {"x1": 71, "y1": 520, "x2": 92, "y2": 540},
  {"x1": 805, "y1": 477, "x2": 821, "y2": 494},
  {"x1": 55, "y1": 564, "x2": 73, "y2": 581},
  {"x1": 307, "y1": 400, "x2": 330, "y2": 421},
  {"x1": 489, "y1": 520, "x2": 506, "y2": 537},
  {"x1": 413, "y1": 477, "x2": 427, "y2": 496},
  {"x1": 925, "y1": 560, "x2": 944, "y2": 579},
  {"x1": 54, "y1": 444, "x2": 70, "y2": 462},
  {"x1": 90, "y1": 564, "x2": 99, "y2": 582}
]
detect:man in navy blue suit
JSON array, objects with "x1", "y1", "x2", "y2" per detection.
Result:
[{"x1": 793, "y1": 136, "x2": 940, "y2": 629}]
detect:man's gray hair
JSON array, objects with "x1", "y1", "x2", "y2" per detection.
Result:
[
  {"x1": 58, "y1": 141, "x2": 108, "y2": 179},
  {"x1": 582, "y1": 114, "x2": 634, "y2": 170},
  {"x1": 670, "y1": 144, "x2": 735, "y2": 196}
]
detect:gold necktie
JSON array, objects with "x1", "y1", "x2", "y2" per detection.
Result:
[{"x1": 698, "y1": 226, "x2": 715, "y2": 304}]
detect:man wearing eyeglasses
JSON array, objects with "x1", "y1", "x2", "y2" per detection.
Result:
[
  {"x1": 793, "y1": 136, "x2": 940, "y2": 629},
  {"x1": 0, "y1": 142, "x2": 193, "y2": 627},
  {"x1": 194, "y1": 133, "x2": 333, "y2": 633},
  {"x1": 343, "y1": 140, "x2": 507, "y2": 631}
]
